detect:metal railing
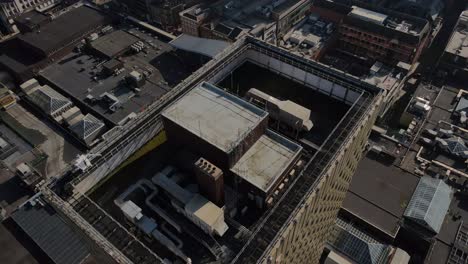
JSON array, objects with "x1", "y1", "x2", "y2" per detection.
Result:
[
  {"x1": 68, "y1": 38, "x2": 252, "y2": 187},
  {"x1": 40, "y1": 186, "x2": 133, "y2": 264},
  {"x1": 231, "y1": 92, "x2": 376, "y2": 263},
  {"x1": 48, "y1": 36, "x2": 381, "y2": 264},
  {"x1": 73, "y1": 195, "x2": 164, "y2": 264}
]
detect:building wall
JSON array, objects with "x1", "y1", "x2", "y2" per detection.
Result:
[
  {"x1": 441, "y1": 54, "x2": 468, "y2": 83},
  {"x1": 262, "y1": 95, "x2": 382, "y2": 264},
  {"x1": 181, "y1": 15, "x2": 201, "y2": 36},
  {"x1": 0, "y1": 0, "x2": 59, "y2": 36},
  {"x1": 310, "y1": 0, "x2": 429, "y2": 65},
  {"x1": 162, "y1": 114, "x2": 268, "y2": 171},
  {"x1": 338, "y1": 23, "x2": 419, "y2": 64},
  {"x1": 149, "y1": 1, "x2": 184, "y2": 29},
  {"x1": 274, "y1": 0, "x2": 311, "y2": 37},
  {"x1": 115, "y1": 0, "x2": 149, "y2": 20}
]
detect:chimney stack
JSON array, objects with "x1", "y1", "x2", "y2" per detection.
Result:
[{"x1": 194, "y1": 158, "x2": 224, "y2": 207}]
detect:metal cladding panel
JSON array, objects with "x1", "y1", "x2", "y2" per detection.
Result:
[
  {"x1": 319, "y1": 78, "x2": 333, "y2": 94},
  {"x1": 305, "y1": 71, "x2": 320, "y2": 87},
  {"x1": 269, "y1": 56, "x2": 281, "y2": 72},
  {"x1": 281, "y1": 63, "x2": 295, "y2": 76},
  {"x1": 74, "y1": 120, "x2": 163, "y2": 194},
  {"x1": 292, "y1": 67, "x2": 307, "y2": 82},
  {"x1": 347, "y1": 90, "x2": 361, "y2": 104},
  {"x1": 332, "y1": 84, "x2": 347, "y2": 100},
  {"x1": 11, "y1": 202, "x2": 90, "y2": 264}
]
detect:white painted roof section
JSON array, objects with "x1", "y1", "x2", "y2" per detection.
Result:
[
  {"x1": 231, "y1": 130, "x2": 302, "y2": 193},
  {"x1": 349, "y1": 6, "x2": 388, "y2": 25},
  {"x1": 162, "y1": 82, "x2": 268, "y2": 153},
  {"x1": 170, "y1": 34, "x2": 230, "y2": 58}
]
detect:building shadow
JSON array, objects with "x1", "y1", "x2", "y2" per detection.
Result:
[{"x1": 2, "y1": 217, "x2": 51, "y2": 264}]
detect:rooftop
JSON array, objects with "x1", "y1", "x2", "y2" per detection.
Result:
[
  {"x1": 14, "y1": 10, "x2": 49, "y2": 29},
  {"x1": 90, "y1": 30, "x2": 140, "y2": 58},
  {"x1": 25, "y1": 83, "x2": 73, "y2": 116},
  {"x1": 55, "y1": 36, "x2": 379, "y2": 264},
  {"x1": 185, "y1": 194, "x2": 225, "y2": 232},
  {"x1": 404, "y1": 177, "x2": 452, "y2": 234},
  {"x1": 231, "y1": 130, "x2": 302, "y2": 193},
  {"x1": 389, "y1": 0, "x2": 444, "y2": 20},
  {"x1": 329, "y1": 217, "x2": 391, "y2": 264},
  {"x1": 445, "y1": 11, "x2": 468, "y2": 58},
  {"x1": 342, "y1": 155, "x2": 419, "y2": 236},
  {"x1": 272, "y1": 0, "x2": 309, "y2": 16},
  {"x1": 11, "y1": 198, "x2": 91, "y2": 264},
  {"x1": 162, "y1": 82, "x2": 268, "y2": 153},
  {"x1": 349, "y1": 6, "x2": 388, "y2": 25},
  {"x1": 39, "y1": 27, "x2": 196, "y2": 125},
  {"x1": 188, "y1": 0, "x2": 282, "y2": 41},
  {"x1": 0, "y1": 220, "x2": 39, "y2": 264},
  {"x1": 69, "y1": 114, "x2": 105, "y2": 141},
  {"x1": 169, "y1": 34, "x2": 230, "y2": 58},
  {"x1": 343, "y1": 5, "x2": 427, "y2": 38},
  {"x1": 18, "y1": 6, "x2": 110, "y2": 56}
]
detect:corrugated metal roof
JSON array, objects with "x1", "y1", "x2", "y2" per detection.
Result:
[
  {"x1": 11, "y1": 199, "x2": 90, "y2": 264},
  {"x1": 404, "y1": 177, "x2": 452, "y2": 233},
  {"x1": 170, "y1": 34, "x2": 230, "y2": 58}
]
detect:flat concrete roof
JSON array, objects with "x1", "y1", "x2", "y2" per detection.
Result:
[
  {"x1": 231, "y1": 130, "x2": 302, "y2": 193},
  {"x1": 162, "y1": 82, "x2": 268, "y2": 153}
]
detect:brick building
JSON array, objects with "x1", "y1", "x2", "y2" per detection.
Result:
[{"x1": 312, "y1": 0, "x2": 431, "y2": 65}]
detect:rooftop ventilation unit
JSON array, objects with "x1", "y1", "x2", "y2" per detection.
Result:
[{"x1": 246, "y1": 88, "x2": 313, "y2": 132}]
